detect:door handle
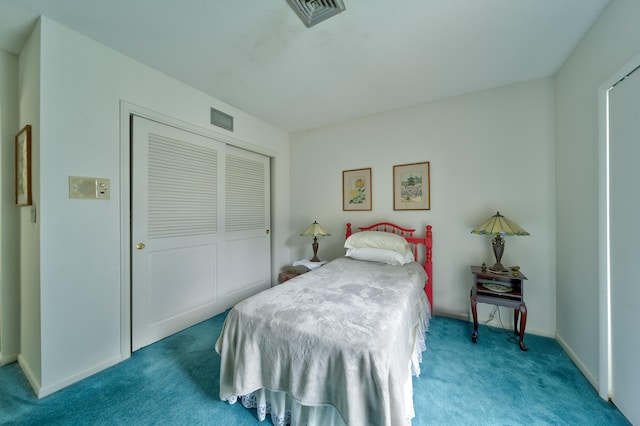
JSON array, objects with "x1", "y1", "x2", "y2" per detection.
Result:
[{"x1": 136, "y1": 243, "x2": 146, "y2": 250}]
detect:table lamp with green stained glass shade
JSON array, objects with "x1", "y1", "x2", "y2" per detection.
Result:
[
  {"x1": 471, "y1": 212, "x2": 529, "y2": 273},
  {"x1": 300, "y1": 221, "x2": 331, "y2": 262}
]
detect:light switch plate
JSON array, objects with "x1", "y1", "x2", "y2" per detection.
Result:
[
  {"x1": 69, "y1": 176, "x2": 110, "y2": 199},
  {"x1": 96, "y1": 178, "x2": 110, "y2": 199}
]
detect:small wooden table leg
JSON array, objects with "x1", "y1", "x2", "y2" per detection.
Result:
[
  {"x1": 470, "y1": 290, "x2": 478, "y2": 343},
  {"x1": 517, "y1": 303, "x2": 528, "y2": 351}
]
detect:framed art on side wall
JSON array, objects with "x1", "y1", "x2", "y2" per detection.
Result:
[
  {"x1": 393, "y1": 162, "x2": 430, "y2": 210},
  {"x1": 343, "y1": 168, "x2": 372, "y2": 211},
  {"x1": 15, "y1": 125, "x2": 32, "y2": 207}
]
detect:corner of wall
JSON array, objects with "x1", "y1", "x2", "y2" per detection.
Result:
[
  {"x1": 555, "y1": 332, "x2": 599, "y2": 390},
  {"x1": 0, "y1": 45, "x2": 21, "y2": 365},
  {"x1": 17, "y1": 15, "x2": 42, "y2": 392}
]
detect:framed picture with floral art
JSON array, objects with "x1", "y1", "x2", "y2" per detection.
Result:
[
  {"x1": 15, "y1": 125, "x2": 32, "y2": 207},
  {"x1": 393, "y1": 162, "x2": 430, "y2": 210},
  {"x1": 343, "y1": 168, "x2": 372, "y2": 211}
]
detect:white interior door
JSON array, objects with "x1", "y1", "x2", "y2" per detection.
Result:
[
  {"x1": 220, "y1": 145, "x2": 271, "y2": 304},
  {"x1": 131, "y1": 116, "x2": 225, "y2": 351},
  {"x1": 608, "y1": 68, "x2": 640, "y2": 425},
  {"x1": 130, "y1": 116, "x2": 271, "y2": 351}
]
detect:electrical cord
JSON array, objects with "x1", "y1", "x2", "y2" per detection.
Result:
[
  {"x1": 486, "y1": 305, "x2": 520, "y2": 346},
  {"x1": 484, "y1": 305, "x2": 498, "y2": 324}
]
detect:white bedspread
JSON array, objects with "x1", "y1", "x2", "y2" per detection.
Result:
[{"x1": 215, "y1": 257, "x2": 431, "y2": 426}]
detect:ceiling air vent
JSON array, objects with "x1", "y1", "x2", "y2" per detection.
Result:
[{"x1": 286, "y1": 0, "x2": 346, "y2": 28}]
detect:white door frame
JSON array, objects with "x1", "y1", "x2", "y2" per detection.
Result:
[
  {"x1": 118, "y1": 101, "x2": 276, "y2": 358},
  {"x1": 597, "y1": 51, "x2": 640, "y2": 401}
]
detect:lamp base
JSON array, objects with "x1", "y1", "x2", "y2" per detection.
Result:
[
  {"x1": 488, "y1": 263, "x2": 509, "y2": 274},
  {"x1": 490, "y1": 236, "x2": 508, "y2": 274},
  {"x1": 310, "y1": 237, "x2": 321, "y2": 262}
]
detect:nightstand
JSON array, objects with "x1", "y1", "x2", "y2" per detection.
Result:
[
  {"x1": 292, "y1": 259, "x2": 327, "y2": 270},
  {"x1": 277, "y1": 265, "x2": 310, "y2": 283},
  {"x1": 470, "y1": 265, "x2": 529, "y2": 351}
]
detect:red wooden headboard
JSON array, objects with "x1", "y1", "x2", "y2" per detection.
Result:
[{"x1": 345, "y1": 222, "x2": 433, "y2": 309}]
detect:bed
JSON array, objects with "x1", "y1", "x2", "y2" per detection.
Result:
[{"x1": 215, "y1": 222, "x2": 433, "y2": 426}]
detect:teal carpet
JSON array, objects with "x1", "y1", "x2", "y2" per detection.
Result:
[{"x1": 0, "y1": 313, "x2": 630, "y2": 425}]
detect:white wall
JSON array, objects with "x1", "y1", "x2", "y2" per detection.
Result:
[
  {"x1": 17, "y1": 21, "x2": 42, "y2": 390},
  {"x1": 290, "y1": 78, "x2": 556, "y2": 336},
  {"x1": 555, "y1": 0, "x2": 640, "y2": 392},
  {"x1": 0, "y1": 48, "x2": 20, "y2": 364},
  {"x1": 21, "y1": 17, "x2": 290, "y2": 396}
]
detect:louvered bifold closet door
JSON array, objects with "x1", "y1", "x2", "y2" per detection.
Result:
[
  {"x1": 147, "y1": 135, "x2": 218, "y2": 239},
  {"x1": 131, "y1": 116, "x2": 225, "y2": 351},
  {"x1": 217, "y1": 145, "x2": 271, "y2": 307}
]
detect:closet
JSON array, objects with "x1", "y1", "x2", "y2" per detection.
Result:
[{"x1": 130, "y1": 116, "x2": 271, "y2": 350}]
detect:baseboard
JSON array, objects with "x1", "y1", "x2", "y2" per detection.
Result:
[
  {"x1": 18, "y1": 354, "x2": 41, "y2": 396},
  {"x1": 0, "y1": 351, "x2": 18, "y2": 366},
  {"x1": 37, "y1": 354, "x2": 125, "y2": 398},
  {"x1": 432, "y1": 307, "x2": 469, "y2": 321},
  {"x1": 555, "y1": 332, "x2": 599, "y2": 392},
  {"x1": 432, "y1": 308, "x2": 555, "y2": 338}
]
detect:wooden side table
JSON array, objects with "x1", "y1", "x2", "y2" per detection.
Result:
[
  {"x1": 277, "y1": 265, "x2": 310, "y2": 283},
  {"x1": 470, "y1": 265, "x2": 529, "y2": 351},
  {"x1": 292, "y1": 259, "x2": 327, "y2": 270}
]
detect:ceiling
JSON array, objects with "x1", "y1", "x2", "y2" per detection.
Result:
[{"x1": 0, "y1": 0, "x2": 609, "y2": 133}]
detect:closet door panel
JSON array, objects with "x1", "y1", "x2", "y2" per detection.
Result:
[
  {"x1": 218, "y1": 145, "x2": 271, "y2": 307},
  {"x1": 131, "y1": 116, "x2": 224, "y2": 351}
]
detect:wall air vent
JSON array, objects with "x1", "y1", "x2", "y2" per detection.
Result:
[
  {"x1": 211, "y1": 107, "x2": 234, "y2": 132},
  {"x1": 286, "y1": 0, "x2": 346, "y2": 28}
]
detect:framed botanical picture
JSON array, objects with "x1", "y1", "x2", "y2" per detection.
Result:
[
  {"x1": 393, "y1": 162, "x2": 430, "y2": 210},
  {"x1": 343, "y1": 168, "x2": 372, "y2": 211},
  {"x1": 15, "y1": 125, "x2": 32, "y2": 207}
]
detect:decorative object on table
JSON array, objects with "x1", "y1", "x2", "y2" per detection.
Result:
[
  {"x1": 510, "y1": 265, "x2": 521, "y2": 276},
  {"x1": 481, "y1": 262, "x2": 487, "y2": 272},
  {"x1": 470, "y1": 211, "x2": 529, "y2": 273},
  {"x1": 481, "y1": 283, "x2": 512, "y2": 293},
  {"x1": 15, "y1": 125, "x2": 32, "y2": 206},
  {"x1": 393, "y1": 162, "x2": 430, "y2": 210},
  {"x1": 343, "y1": 168, "x2": 372, "y2": 211},
  {"x1": 300, "y1": 221, "x2": 331, "y2": 262}
]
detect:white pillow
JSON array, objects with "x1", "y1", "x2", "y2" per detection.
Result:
[
  {"x1": 346, "y1": 247, "x2": 415, "y2": 265},
  {"x1": 344, "y1": 231, "x2": 411, "y2": 255}
]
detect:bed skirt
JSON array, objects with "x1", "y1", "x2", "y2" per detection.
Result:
[{"x1": 225, "y1": 306, "x2": 431, "y2": 426}]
